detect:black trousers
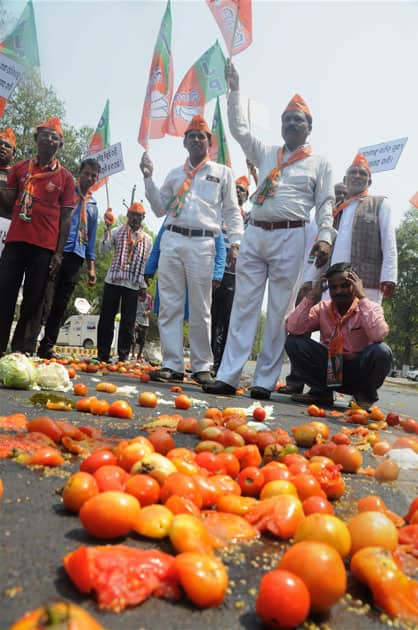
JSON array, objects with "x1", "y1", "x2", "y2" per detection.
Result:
[
  {"x1": 285, "y1": 335, "x2": 392, "y2": 402},
  {"x1": 97, "y1": 282, "x2": 138, "y2": 362},
  {"x1": 38, "y1": 252, "x2": 84, "y2": 357},
  {"x1": 211, "y1": 273, "x2": 235, "y2": 372},
  {"x1": 0, "y1": 242, "x2": 52, "y2": 355},
  {"x1": 134, "y1": 324, "x2": 148, "y2": 359}
]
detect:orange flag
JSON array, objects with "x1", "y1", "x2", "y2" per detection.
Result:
[
  {"x1": 206, "y1": 0, "x2": 252, "y2": 57},
  {"x1": 409, "y1": 192, "x2": 418, "y2": 208}
]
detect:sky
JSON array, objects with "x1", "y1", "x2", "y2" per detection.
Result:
[{"x1": 4, "y1": 0, "x2": 418, "y2": 238}]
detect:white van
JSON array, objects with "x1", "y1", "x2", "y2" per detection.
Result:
[{"x1": 57, "y1": 315, "x2": 120, "y2": 350}]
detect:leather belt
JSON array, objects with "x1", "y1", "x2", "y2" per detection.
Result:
[
  {"x1": 166, "y1": 224, "x2": 214, "y2": 237},
  {"x1": 250, "y1": 219, "x2": 306, "y2": 230}
]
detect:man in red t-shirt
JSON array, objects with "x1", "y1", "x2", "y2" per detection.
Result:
[{"x1": 0, "y1": 117, "x2": 75, "y2": 355}]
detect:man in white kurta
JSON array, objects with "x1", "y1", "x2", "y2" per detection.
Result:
[
  {"x1": 305, "y1": 153, "x2": 397, "y2": 304},
  {"x1": 204, "y1": 61, "x2": 335, "y2": 400},
  {"x1": 140, "y1": 115, "x2": 243, "y2": 385}
]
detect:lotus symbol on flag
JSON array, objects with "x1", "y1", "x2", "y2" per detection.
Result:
[
  {"x1": 175, "y1": 105, "x2": 201, "y2": 123},
  {"x1": 150, "y1": 90, "x2": 169, "y2": 119}
]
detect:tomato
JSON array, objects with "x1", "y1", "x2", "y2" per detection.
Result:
[
  {"x1": 89, "y1": 398, "x2": 110, "y2": 416},
  {"x1": 195, "y1": 440, "x2": 224, "y2": 454},
  {"x1": 307, "y1": 404, "x2": 325, "y2": 417},
  {"x1": 331, "y1": 432, "x2": 350, "y2": 445},
  {"x1": 217, "y1": 494, "x2": 258, "y2": 516},
  {"x1": 160, "y1": 472, "x2": 202, "y2": 508},
  {"x1": 79, "y1": 491, "x2": 140, "y2": 538},
  {"x1": 131, "y1": 452, "x2": 177, "y2": 483},
  {"x1": 27, "y1": 417, "x2": 62, "y2": 443},
  {"x1": 195, "y1": 451, "x2": 226, "y2": 474},
  {"x1": 238, "y1": 466, "x2": 265, "y2": 497},
  {"x1": 402, "y1": 418, "x2": 418, "y2": 434},
  {"x1": 9, "y1": 601, "x2": 104, "y2": 630},
  {"x1": 260, "y1": 464, "x2": 290, "y2": 483},
  {"x1": 62, "y1": 471, "x2": 99, "y2": 513},
  {"x1": 192, "y1": 474, "x2": 219, "y2": 508},
  {"x1": 223, "y1": 407, "x2": 246, "y2": 419},
  {"x1": 117, "y1": 441, "x2": 154, "y2": 471},
  {"x1": 175, "y1": 394, "x2": 191, "y2": 410},
  {"x1": 96, "y1": 381, "x2": 117, "y2": 393},
  {"x1": 169, "y1": 514, "x2": 214, "y2": 553},
  {"x1": 294, "y1": 513, "x2": 351, "y2": 557},
  {"x1": 405, "y1": 498, "x2": 418, "y2": 523},
  {"x1": 278, "y1": 541, "x2": 347, "y2": 613},
  {"x1": 80, "y1": 450, "x2": 117, "y2": 473},
  {"x1": 148, "y1": 428, "x2": 175, "y2": 455},
  {"x1": 108, "y1": 399, "x2": 133, "y2": 419},
  {"x1": 93, "y1": 464, "x2": 129, "y2": 492},
  {"x1": 138, "y1": 391, "x2": 158, "y2": 408},
  {"x1": 211, "y1": 474, "x2": 241, "y2": 498},
  {"x1": 217, "y1": 451, "x2": 240, "y2": 477},
  {"x1": 260, "y1": 480, "x2": 298, "y2": 500},
  {"x1": 201, "y1": 510, "x2": 257, "y2": 545},
  {"x1": 369, "y1": 405, "x2": 385, "y2": 421},
  {"x1": 348, "y1": 511, "x2": 398, "y2": 554},
  {"x1": 125, "y1": 474, "x2": 160, "y2": 506},
  {"x1": 351, "y1": 547, "x2": 418, "y2": 624},
  {"x1": 247, "y1": 495, "x2": 304, "y2": 538},
  {"x1": 256, "y1": 569, "x2": 310, "y2": 629},
  {"x1": 386, "y1": 412, "x2": 400, "y2": 426},
  {"x1": 292, "y1": 424, "x2": 319, "y2": 447},
  {"x1": 63, "y1": 545, "x2": 180, "y2": 611},
  {"x1": 75, "y1": 397, "x2": 95, "y2": 412},
  {"x1": 302, "y1": 496, "x2": 334, "y2": 516},
  {"x1": 291, "y1": 473, "x2": 325, "y2": 501},
  {"x1": 234, "y1": 444, "x2": 262, "y2": 469},
  {"x1": 308, "y1": 421, "x2": 330, "y2": 440},
  {"x1": 177, "y1": 416, "x2": 198, "y2": 433},
  {"x1": 0, "y1": 479, "x2": 3, "y2": 500},
  {"x1": 252, "y1": 406, "x2": 266, "y2": 421},
  {"x1": 331, "y1": 445, "x2": 363, "y2": 473},
  {"x1": 174, "y1": 552, "x2": 228, "y2": 608},
  {"x1": 25, "y1": 447, "x2": 65, "y2": 467},
  {"x1": 164, "y1": 495, "x2": 201, "y2": 517},
  {"x1": 373, "y1": 441, "x2": 391, "y2": 456},
  {"x1": 133, "y1": 504, "x2": 173, "y2": 538}
]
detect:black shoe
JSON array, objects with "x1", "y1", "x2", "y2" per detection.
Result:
[
  {"x1": 37, "y1": 346, "x2": 53, "y2": 359},
  {"x1": 192, "y1": 371, "x2": 215, "y2": 386},
  {"x1": 202, "y1": 380, "x2": 236, "y2": 395},
  {"x1": 291, "y1": 391, "x2": 334, "y2": 406},
  {"x1": 150, "y1": 367, "x2": 184, "y2": 383},
  {"x1": 279, "y1": 385, "x2": 304, "y2": 395},
  {"x1": 250, "y1": 386, "x2": 271, "y2": 400}
]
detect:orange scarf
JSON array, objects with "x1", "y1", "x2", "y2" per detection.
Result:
[
  {"x1": 327, "y1": 298, "x2": 359, "y2": 387},
  {"x1": 251, "y1": 144, "x2": 312, "y2": 206},
  {"x1": 126, "y1": 224, "x2": 144, "y2": 265},
  {"x1": 18, "y1": 157, "x2": 62, "y2": 222},
  {"x1": 74, "y1": 183, "x2": 92, "y2": 246},
  {"x1": 167, "y1": 155, "x2": 210, "y2": 217},
  {"x1": 333, "y1": 190, "x2": 369, "y2": 219}
]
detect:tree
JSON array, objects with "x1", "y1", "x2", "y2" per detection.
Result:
[
  {"x1": 1, "y1": 69, "x2": 93, "y2": 176},
  {"x1": 384, "y1": 207, "x2": 418, "y2": 367}
]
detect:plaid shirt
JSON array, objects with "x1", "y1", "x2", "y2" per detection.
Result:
[{"x1": 101, "y1": 225, "x2": 153, "y2": 290}]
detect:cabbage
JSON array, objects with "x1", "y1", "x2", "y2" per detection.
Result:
[
  {"x1": 36, "y1": 362, "x2": 72, "y2": 392},
  {"x1": 0, "y1": 352, "x2": 37, "y2": 390}
]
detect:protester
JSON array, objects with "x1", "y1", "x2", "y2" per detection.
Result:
[
  {"x1": 133, "y1": 288, "x2": 153, "y2": 360},
  {"x1": 140, "y1": 115, "x2": 243, "y2": 385},
  {"x1": 0, "y1": 117, "x2": 74, "y2": 356},
  {"x1": 37, "y1": 158, "x2": 100, "y2": 359},
  {"x1": 204, "y1": 61, "x2": 335, "y2": 400},
  {"x1": 211, "y1": 175, "x2": 250, "y2": 374},
  {"x1": 0, "y1": 128, "x2": 16, "y2": 256},
  {"x1": 286, "y1": 262, "x2": 392, "y2": 410},
  {"x1": 282, "y1": 182, "x2": 347, "y2": 395},
  {"x1": 97, "y1": 202, "x2": 152, "y2": 363},
  {"x1": 306, "y1": 154, "x2": 397, "y2": 303}
]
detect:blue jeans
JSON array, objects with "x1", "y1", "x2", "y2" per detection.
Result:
[{"x1": 285, "y1": 335, "x2": 392, "y2": 402}]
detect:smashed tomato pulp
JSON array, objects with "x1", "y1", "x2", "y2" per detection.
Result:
[{"x1": 63, "y1": 545, "x2": 180, "y2": 612}]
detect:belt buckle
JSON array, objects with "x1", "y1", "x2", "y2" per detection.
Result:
[
  {"x1": 185, "y1": 228, "x2": 192, "y2": 237},
  {"x1": 285, "y1": 220, "x2": 290, "y2": 229},
  {"x1": 269, "y1": 222, "x2": 274, "y2": 230}
]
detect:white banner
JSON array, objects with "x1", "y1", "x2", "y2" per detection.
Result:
[
  {"x1": 358, "y1": 137, "x2": 408, "y2": 173},
  {"x1": 88, "y1": 142, "x2": 125, "y2": 178},
  {"x1": 0, "y1": 53, "x2": 25, "y2": 100}
]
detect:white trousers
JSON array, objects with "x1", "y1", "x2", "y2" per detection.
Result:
[
  {"x1": 217, "y1": 224, "x2": 306, "y2": 390},
  {"x1": 158, "y1": 230, "x2": 215, "y2": 373}
]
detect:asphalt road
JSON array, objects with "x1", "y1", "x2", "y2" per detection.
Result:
[{"x1": 0, "y1": 371, "x2": 417, "y2": 630}]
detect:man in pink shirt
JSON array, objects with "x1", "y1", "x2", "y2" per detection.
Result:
[{"x1": 285, "y1": 262, "x2": 392, "y2": 410}]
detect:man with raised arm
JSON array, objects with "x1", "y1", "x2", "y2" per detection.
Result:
[
  {"x1": 204, "y1": 61, "x2": 335, "y2": 400},
  {"x1": 140, "y1": 115, "x2": 243, "y2": 385}
]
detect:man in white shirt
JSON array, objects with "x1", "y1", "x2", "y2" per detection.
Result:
[
  {"x1": 140, "y1": 115, "x2": 243, "y2": 385},
  {"x1": 204, "y1": 60, "x2": 335, "y2": 400}
]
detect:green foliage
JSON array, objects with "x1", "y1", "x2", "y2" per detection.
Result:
[
  {"x1": 1, "y1": 68, "x2": 93, "y2": 176},
  {"x1": 383, "y1": 207, "x2": 418, "y2": 367}
]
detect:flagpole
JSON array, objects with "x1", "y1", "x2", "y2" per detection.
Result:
[
  {"x1": 105, "y1": 179, "x2": 110, "y2": 209},
  {"x1": 247, "y1": 98, "x2": 252, "y2": 182},
  {"x1": 229, "y1": 3, "x2": 241, "y2": 61}
]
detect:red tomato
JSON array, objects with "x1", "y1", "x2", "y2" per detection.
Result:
[
  {"x1": 26, "y1": 447, "x2": 65, "y2": 467},
  {"x1": 246, "y1": 495, "x2": 304, "y2": 539},
  {"x1": 108, "y1": 400, "x2": 133, "y2": 419},
  {"x1": 89, "y1": 399, "x2": 110, "y2": 416},
  {"x1": 252, "y1": 407, "x2": 266, "y2": 421},
  {"x1": 75, "y1": 397, "x2": 95, "y2": 413},
  {"x1": 148, "y1": 428, "x2": 175, "y2": 455},
  {"x1": 237, "y1": 466, "x2": 265, "y2": 497},
  {"x1": 256, "y1": 569, "x2": 310, "y2": 629},
  {"x1": 291, "y1": 473, "x2": 325, "y2": 501},
  {"x1": 93, "y1": 465, "x2": 129, "y2": 492},
  {"x1": 164, "y1": 495, "x2": 201, "y2": 517},
  {"x1": 160, "y1": 472, "x2": 202, "y2": 508},
  {"x1": 278, "y1": 541, "x2": 347, "y2": 613},
  {"x1": 386, "y1": 412, "x2": 400, "y2": 426},
  {"x1": 73, "y1": 382, "x2": 88, "y2": 396},
  {"x1": 402, "y1": 418, "x2": 418, "y2": 434},
  {"x1": 175, "y1": 394, "x2": 192, "y2": 410},
  {"x1": 195, "y1": 451, "x2": 226, "y2": 474},
  {"x1": 138, "y1": 392, "x2": 158, "y2": 408},
  {"x1": 260, "y1": 465, "x2": 291, "y2": 483},
  {"x1": 211, "y1": 474, "x2": 241, "y2": 498},
  {"x1": 124, "y1": 474, "x2": 160, "y2": 506},
  {"x1": 63, "y1": 545, "x2": 180, "y2": 611},
  {"x1": 177, "y1": 417, "x2": 198, "y2": 433},
  {"x1": 234, "y1": 445, "x2": 262, "y2": 469},
  {"x1": 217, "y1": 452, "x2": 240, "y2": 477},
  {"x1": 174, "y1": 552, "x2": 228, "y2": 608},
  {"x1": 27, "y1": 417, "x2": 63, "y2": 443},
  {"x1": 80, "y1": 450, "x2": 117, "y2": 474},
  {"x1": 62, "y1": 471, "x2": 99, "y2": 513},
  {"x1": 192, "y1": 474, "x2": 219, "y2": 508},
  {"x1": 302, "y1": 496, "x2": 334, "y2": 516},
  {"x1": 79, "y1": 491, "x2": 140, "y2": 539}
]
